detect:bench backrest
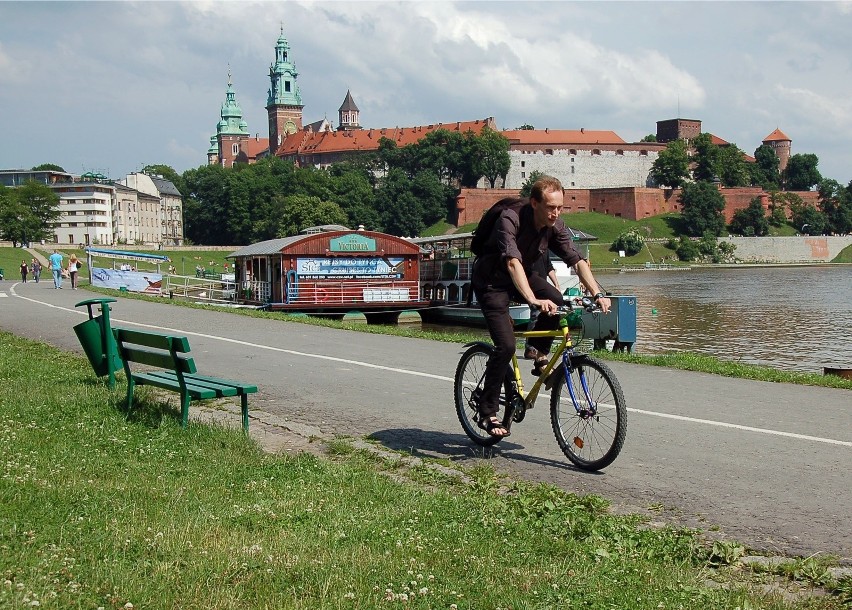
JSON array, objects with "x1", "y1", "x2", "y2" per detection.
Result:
[{"x1": 114, "y1": 327, "x2": 197, "y2": 375}]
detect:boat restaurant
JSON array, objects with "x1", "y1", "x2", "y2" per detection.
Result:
[{"x1": 228, "y1": 227, "x2": 428, "y2": 315}]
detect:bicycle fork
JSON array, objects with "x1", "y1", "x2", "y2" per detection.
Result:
[{"x1": 563, "y1": 353, "x2": 598, "y2": 419}]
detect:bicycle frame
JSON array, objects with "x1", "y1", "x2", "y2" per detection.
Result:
[{"x1": 509, "y1": 318, "x2": 598, "y2": 419}]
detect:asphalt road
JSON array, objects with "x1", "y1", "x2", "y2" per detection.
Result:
[{"x1": 1, "y1": 280, "x2": 850, "y2": 561}]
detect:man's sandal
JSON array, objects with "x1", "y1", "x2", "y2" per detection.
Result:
[{"x1": 477, "y1": 415, "x2": 510, "y2": 438}]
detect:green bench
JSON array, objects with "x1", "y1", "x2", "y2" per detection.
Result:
[{"x1": 114, "y1": 327, "x2": 257, "y2": 432}]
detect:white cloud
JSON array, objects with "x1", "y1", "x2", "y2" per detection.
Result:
[{"x1": 0, "y1": 0, "x2": 850, "y2": 183}]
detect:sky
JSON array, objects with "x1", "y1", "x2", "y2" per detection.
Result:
[{"x1": 1, "y1": 1, "x2": 851, "y2": 185}]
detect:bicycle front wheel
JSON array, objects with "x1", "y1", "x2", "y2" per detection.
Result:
[
  {"x1": 454, "y1": 344, "x2": 513, "y2": 447},
  {"x1": 550, "y1": 355, "x2": 627, "y2": 471}
]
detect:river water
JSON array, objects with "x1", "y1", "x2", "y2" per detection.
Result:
[
  {"x1": 425, "y1": 266, "x2": 851, "y2": 374},
  {"x1": 595, "y1": 265, "x2": 851, "y2": 374}
]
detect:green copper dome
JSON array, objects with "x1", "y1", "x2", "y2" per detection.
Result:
[
  {"x1": 267, "y1": 26, "x2": 302, "y2": 108},
  {"x1": 217, "y1": 80, "x2": 250, "y2": 135}
]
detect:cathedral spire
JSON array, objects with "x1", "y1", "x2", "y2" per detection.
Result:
[{"x1": 266, "y1": 27, "x2": 304, "y2": 153}]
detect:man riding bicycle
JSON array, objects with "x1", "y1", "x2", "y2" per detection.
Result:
[{"x1": 471, "y1": 175, "x2": 611, "y2": 438}]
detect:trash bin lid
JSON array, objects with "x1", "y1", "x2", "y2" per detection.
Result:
[{"x1": 75, "y1": 297, "x2": 117, "y2": 308}]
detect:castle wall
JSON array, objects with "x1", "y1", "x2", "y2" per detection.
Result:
[
  {"x1": 500, "y1": 148, "x2": 659, "y2": 190},
  {"x1": 456, "y1": 186, "x2": 822, "y2": 227}
]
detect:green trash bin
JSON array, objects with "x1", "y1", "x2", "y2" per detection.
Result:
[{"x1": 73, "y1": 298, "x2": 122, "y2": 388}]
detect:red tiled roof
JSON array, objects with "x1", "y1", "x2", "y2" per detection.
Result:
[
  {"x1": 501, "y1": 129, "x2": 625, "y2": 145},
  {"x1": 763, "y1": 128, "x2": 791, "y2": 142},
  {"x1": 708, "y1": 133, "x2": 730, "y2": 146},
  {"x1": 242, "y1": 137, "x2": 270, "y2": 159},
  {"x1": 275, "y1": 118, "x2": 496, "y2": 158}
]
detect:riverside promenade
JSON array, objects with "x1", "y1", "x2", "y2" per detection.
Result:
[{"x1": 1, "y1": 280, "x2": 850, "y2": 562}]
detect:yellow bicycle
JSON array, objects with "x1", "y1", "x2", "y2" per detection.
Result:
[{"x1": 454, "y1": 300, "x2": 627, "y2": 471}]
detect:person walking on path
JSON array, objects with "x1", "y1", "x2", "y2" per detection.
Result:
[
  {"x1": 68, "y1": 254, "x2": 80, "y2": 290},
  {"x1": 19, "y1": 260, "x2": 28, "y2": 283},
  {"x1": 48, "y1": 250, "x2": 64, "y2": 289},
  {"x1": 31, "y1": 258, "x2": 42, "y2": 283}
]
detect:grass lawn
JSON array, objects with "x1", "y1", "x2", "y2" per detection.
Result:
[{"x1": 1, "y1": 330, "x2": 848, "y2": 609}]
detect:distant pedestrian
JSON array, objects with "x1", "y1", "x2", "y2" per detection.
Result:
[
  {"x1": 20, "y1": 260, "x2": 28, "y2": 283},
  {"x1": 31, "y1": 258, "x2": 41, "y2": 283},
  {"x1": 49, "y1": 250, "x2": 64, "y2": 289},
  {"x1": 68, "y1": 254, "x2": 80, "y2": 290}
]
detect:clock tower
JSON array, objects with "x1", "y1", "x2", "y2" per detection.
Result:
[{"x1": 267, "y1": 25, "x2": 304, "y2": 154}]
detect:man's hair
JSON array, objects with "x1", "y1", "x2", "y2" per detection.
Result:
[{"x1": 529, "y1": 175, "x2": 564, "y2": 203}]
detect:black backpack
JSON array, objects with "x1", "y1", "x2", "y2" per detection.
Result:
[{"x1": 469, "y1": 197, "x2": 528, "y2": 256}]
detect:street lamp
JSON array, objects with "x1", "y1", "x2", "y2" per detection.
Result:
[{"x1": 801, "y1": 223, "x2": 810, "y2": 235}]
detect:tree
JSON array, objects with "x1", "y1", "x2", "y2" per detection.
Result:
[
  {"x1": 784, "y1": 153, "x2": 821, "y2": 191},
  {"x1": 31, "y1": 163, "x2": 66, "y2": 172},
  {"x1": 610, "y1": 228, "x2": 645, "y2": 256},
  {"x1": 374, "y1": 168, "x2": 426, "y2": 236},
  {"x1": 518, "y1": 170, "x2": 546, "y2": 198},
  {"x1": 649, "y1": 139, "x2": 689, "y2": 188},
  {"x1": 675, "y1": 236, "x2": 700, "y2": 262},
  {"x1": 471, "y1": 126, "x2": 510, "y2": 188},
  {"x1": 640, "y1": 134, "x2": 657, "y2": 142},
  {"x1": 272, "y1": 194, "x2": 348, "y2": 237},
  {"x1": 789, "y1": 199, "x2": 826, "y2": 235},
  {"x1": 818, "y1": 179, "x2": 852, "y2": 235},
  {"x1": 729, "y1": 197, "x2": 769, "y2": 236},
  {"x1": 691, "y1": 133, "x2": 720, "y2": 183},
  {"x1": 0, "y1": 181, "x2": 60, "y2": 246},
  {"x1": 766, "y1": 190, "x2": 802, "y2": 227},
  {"x1": 752, "y1": 145, "x2": 780, "y2": 190},
  {"x1": 716, "y1": 145, "x2": 750, "y2": 187},
  {"x1": 516, "y1": 124, "x2": 535, "y2": 130},
  {"x1": 680, "y1": 181, "x2": 726, "y2": 237}
]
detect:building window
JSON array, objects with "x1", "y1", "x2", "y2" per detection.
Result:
[
  {"x1": 616, "y1": 150, "x2": 624, "y2": 155},
  {"x1": 521, "y1": 161, "x2": 525, "y2": 168},
  {"x1": 521, "y1": 172, "x2": 526, "y2": 178},
  {"x1": 232, "y1": 143, "x2": 239, "y2": 155},
  {"x1": 571, "y1": 182, "x2": 575, "y2": 187},
  {"x1": 571, "y1": 166, "x2": 575, "y2": 174},
  {"x1": 285, "y1": 81, "x2": 291, "y2": 92}
]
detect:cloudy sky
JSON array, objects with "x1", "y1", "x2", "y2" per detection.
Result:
[{"x1": 2, "y1": 1, "x2": 851, "y2": 185}]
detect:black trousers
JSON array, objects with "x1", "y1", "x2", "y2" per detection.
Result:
[{"x1": 473, "y1": 274, "x2": 564, "y2": 417}]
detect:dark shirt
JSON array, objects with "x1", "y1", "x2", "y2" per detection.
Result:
[{"x1": 473, "y1": 204, "x2": 583, "y2": 290}]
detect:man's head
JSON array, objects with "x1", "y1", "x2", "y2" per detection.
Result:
[{"x1": 529, "y1": 175, "x2": 564, "y2": 229}]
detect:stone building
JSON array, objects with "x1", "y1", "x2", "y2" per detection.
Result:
[{"x1": 497, "y1": 129, "x2": 666, "y2": 190}]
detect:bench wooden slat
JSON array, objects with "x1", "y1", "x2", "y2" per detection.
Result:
[
  {"x1": 133, "y1": 372, "x2": 220, "y2": 400},
  {"x1": 121, "y1": 347, "x2": 196, "y2": 374},
  {"x1": 141, "y1": 371, "x2": 241, "y2": 398},
  {"x1": 178, "y1": 373, "x2": 258, "y2": 393},
  {"x1": 115, "y1": 328, "x2": 191, "y2": 352}
]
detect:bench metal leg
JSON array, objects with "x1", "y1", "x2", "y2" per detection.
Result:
[
  {"x1": 241, "y1": 394, "x2": 249, "y2": 434},
  {"x1": 181, "y1": 393, "x2": 191, "y2": 428}
]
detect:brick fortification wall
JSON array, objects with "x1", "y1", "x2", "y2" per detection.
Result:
[{"x1": 456, "y1": 186, "x2": 821, "y2": 226}]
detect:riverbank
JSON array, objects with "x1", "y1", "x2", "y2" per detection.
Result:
[{"x1": 2, "y1": 331, "x2": 849, "y2": 609}]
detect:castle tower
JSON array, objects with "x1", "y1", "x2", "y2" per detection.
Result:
[
  {"x1": 337, "y1": 89, "x2": 361, "y2": 131},
  {"x1": 208, "y1": 69, "x2": 250, "y2": 167},
  {"x1": 762, "y1": 128, "x2": 792, "y2": 172},
  {"x1": 266, "y1": 25, "x2": 304, "y2": 152}
]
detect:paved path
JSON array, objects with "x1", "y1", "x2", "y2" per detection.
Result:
[{"x1": 1, "y1": 281, "x2": 850, "y2": 561}]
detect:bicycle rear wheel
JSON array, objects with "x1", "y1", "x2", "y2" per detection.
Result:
[
  {"x1": 454, "y1": 344, "x2": 514, "y2": 447},
  {"x1": 550, "y1": 355, "x2": 627, "y2": 471}
]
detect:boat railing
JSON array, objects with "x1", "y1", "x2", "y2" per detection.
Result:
[
  {"x1": 421, "y1": 258, "x2": 474, "y2": 282},
  {"x1": 285, "y1": 280, "x2": 421, "y2": 305},
  {"x1": 164, "y1": 274, "x2": 250, "y2": 303}
]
